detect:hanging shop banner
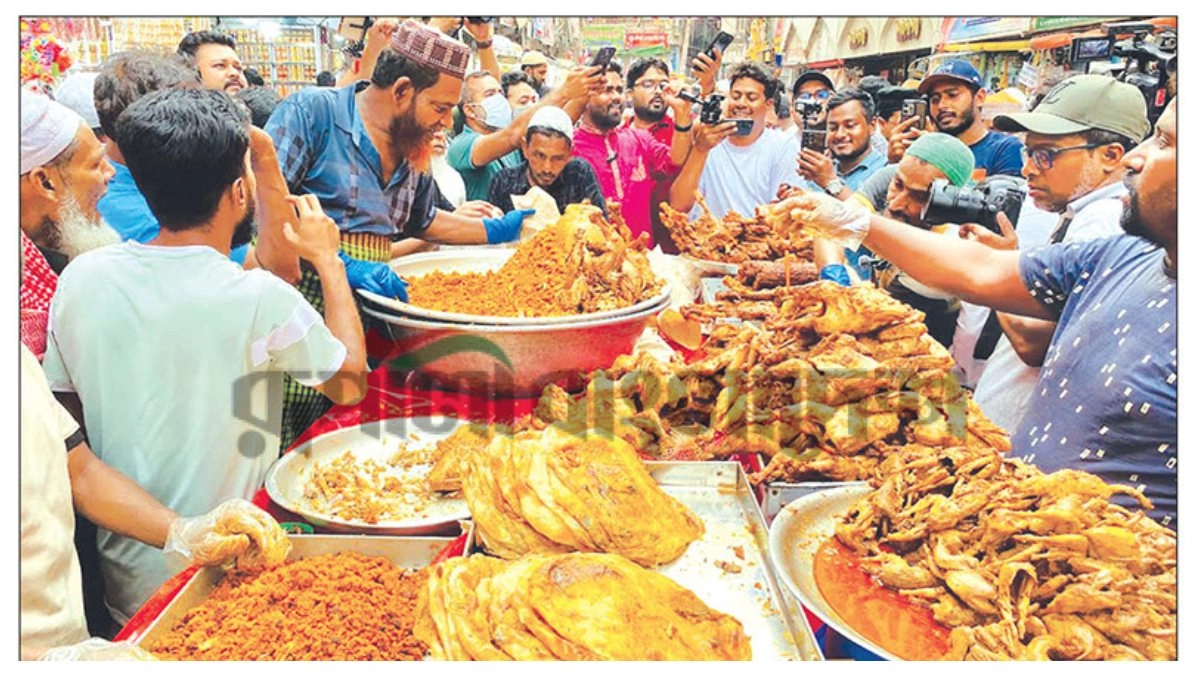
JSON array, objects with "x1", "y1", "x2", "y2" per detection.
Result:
[
  {"x1": 1031, "y1": 17, "x2": 1113, "y2": 32},
  {"x1": 581, "y1": 24, "x2": 626, "y2": 48},
  {"x1": 1018, "y1": 61, "x2": 1039, "y2": 88},
  {"x1": 941, "y1": 17, "x2": 1031, "y2": 43},
  {"x1": 624, "y1": 30, "x2": 668, "y2": 50}
]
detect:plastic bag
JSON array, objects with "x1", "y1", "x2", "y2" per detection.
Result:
[
  {"x1": 39, "y1": 638, "x2": 156, "y2": 661},
  {"x1": 163, "y1": 498, "x2": 291, "y2": 571}
]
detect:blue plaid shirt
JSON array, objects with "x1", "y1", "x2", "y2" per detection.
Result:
[{"x1": 266, "y1": 82, "x2": 438, "y2": 238}]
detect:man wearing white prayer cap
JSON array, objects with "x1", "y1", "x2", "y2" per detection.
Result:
[
  {"x1": 53, "y1": 72, "x2": 102, "y2": 138},
  {"x1": 20, "y1": 91, "x2": 119, "y2": 262}
]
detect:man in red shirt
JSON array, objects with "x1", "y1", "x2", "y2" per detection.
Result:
[
  {"x1": 622, "y1": 57, "x2": 683, "y2": 251},
  {"x1": 573, "y1": 62, "x2": 693, "y2": 244}
]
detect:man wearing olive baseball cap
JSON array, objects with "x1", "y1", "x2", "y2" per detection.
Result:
[{"x1": 971, "y1": 74, "x2": 1151, "y2": 439}]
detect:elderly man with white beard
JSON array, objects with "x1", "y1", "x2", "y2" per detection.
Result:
[{"x1": 20, "y1": 93, "x2": 121, "y2": 360}]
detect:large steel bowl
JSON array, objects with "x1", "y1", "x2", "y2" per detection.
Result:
[
  {"x1": 357, "y1": 248, "x2": 671, "y2": 326},
  {"x1": 363, "y1": 296, "x2": 669, "y2": 397}
]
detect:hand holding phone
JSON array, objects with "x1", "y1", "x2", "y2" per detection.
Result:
[
  {"x1": 900, "y1": 99, "x2": 928, "y2": 128},
  {"x1": 801, "y1": 128, "x2": 827, "y2": 153},
  {"x1": 590, "y1": 46, "x2": 617, "y2": 70}
]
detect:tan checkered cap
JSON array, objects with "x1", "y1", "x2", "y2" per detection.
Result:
[{"x1": 389, "y1": 20, "x2": 470, "y2": 79}]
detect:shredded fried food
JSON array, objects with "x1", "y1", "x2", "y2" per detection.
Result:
[
  {"x1": 416, "y1": 553, "x2": 752, "y2": 660},
  {"x1": 462, "y1": 425, "x2": 704, "y2": 565},
  {"x1": 150, "y1": 552, "x2": 429, "y2": 661},
  {"x1": 301, "y1": 445, "x2": 458, "y2": 525},
  {"x1": 407, "y1": 204, "x2": 663, "y2": 317},
  {"x1": 659, "y1": 194, "x2": 814, "y2": 264},
  {"x1": 829, "y1": 445, "x2": 1176, "y2": 661}
]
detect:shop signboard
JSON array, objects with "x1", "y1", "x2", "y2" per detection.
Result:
[
  {"x1": 941, "y1": 17, "x2": 1030, "y2": 43},
  {"x1": 1018, "y1": 61, "x2": 1039, "y2": 88},
  {"x1": 581, "y1": 24, "x2": 625, "y2": 48},
  {"x1": 1031, "y1": 17, "x2": 1112, "y2": 32},
  {"x1": 624, "y1": 30, "x2": 668, "y2": 50},
  {"x1": 896, "y1": 17, "x2": 922, "y2": 43}
]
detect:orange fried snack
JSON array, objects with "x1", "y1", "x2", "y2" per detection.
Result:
[{"x1": 149, "y1": 552, "x2": 428, "y2": 661}]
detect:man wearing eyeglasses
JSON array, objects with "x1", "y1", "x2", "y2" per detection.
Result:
[
  {"x1": 775, "y1": 95, "x2": 1176, "y2": 528},
  {"x1": 791, "y1": 70, "x2": 834, "y2": 131},
  {"x1": 967, "y1": 75, "x2": 1150, "y2": 435},
  {"x1": 624, "y1": 58, "x2": 684, "y2": 251}
]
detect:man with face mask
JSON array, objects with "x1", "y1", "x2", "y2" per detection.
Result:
[
  {"x1": 488, "y1": 105, "x2": 606, "y2": 214},
  {"x1": 968, "y1": 75, "x2": 1148, "y2": 433},
  {"x1": 42, "y1": 87, "x2": 370, "y2": 627},
  {"x1": 20, "y1": 93, "x2": 119, "y2": 360},
  {"x1": 573, "y1": 62, "x2": 693, "y2": 244},
  {"x1": 501, "y1": 71, "x2": 540, "y2": 118},
  {"x1": 773, "y1": 97, "x2": 1177, "y2": 528}
]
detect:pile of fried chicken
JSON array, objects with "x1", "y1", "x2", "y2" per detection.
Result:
[
  {"x1": 834, "y1": 445, "x2": 1176, "y2": 661},
  {"x1": 408, "y1": 204, "x2": 663, "y2": 317},
  {"x1": 416, "y1": 552, "x2": 752, "y2": 660},
  {"x1": 659, "y1": 195, "x2": 814, "y2": 264}
]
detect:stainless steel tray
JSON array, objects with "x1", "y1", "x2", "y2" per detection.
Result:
[
  {"x1": 768, "y1": 484, "x2": 901, "y2": 660},
  {"x1": 645, "y1": 461, "x2": 822, "y2": 661},
  {"x1": 762, "y1": 480, "x2": 870, "y2": 525},
  {"x1": 264, "y1": 417, "x2": 470, "y2": 535},
  {"x1": 132, "y1": 531, "x2": 471, "y2": 655}
]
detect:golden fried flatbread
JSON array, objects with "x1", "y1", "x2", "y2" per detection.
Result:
[
  {"x1": 525, "y1": 553, "x2": 752, "y2": 660},
  {"x1": 513, "y1": 434, "x2": 597, "y2": 551},
  {"x1": 427, "y1": 423, "x2": 499, "y2": 493},
  {"x1": 540, "y1": 430, "x2": 704, "y2": 565}
]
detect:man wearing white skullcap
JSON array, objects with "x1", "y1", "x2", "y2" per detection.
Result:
[
  {"x1": 487, "y1": 105, "x2": 607, "y2": 214},
  {"x1": 19, "y1": 92, "x2": 118, "y2": 359},
  {"x1": 53, "y1": 72, "x2": 102, "y2": 137}
]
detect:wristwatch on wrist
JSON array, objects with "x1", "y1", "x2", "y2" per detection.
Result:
[
  {"x1": 824, "y1": 178, "x2": 846, "y2": 196},
  {"x1": 475, "y1": 39, "x2": 494, "y2": 49}
]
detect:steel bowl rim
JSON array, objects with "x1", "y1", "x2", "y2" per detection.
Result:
[
  {"x1": 358, "y1": 248, "x2": 672, "y2": 325},
  {"x1": 363, "y1": 295, "x2": 669, "y2": 333}
]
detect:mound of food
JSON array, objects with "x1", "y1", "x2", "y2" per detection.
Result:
[
  {"x1": 660, "y1": 195, "x2": 814, "y2": 264},
  {"x1": 407, "y1": 204, "x2": 663, "y2": 317},
  {"x1": 416, "y1": 552, "x2": 752, "y2": 660},
  {"x1": 827, "y1": 445, "x2": 1176, "y2": 661},
  {"x1": 150, "y1": 552, "x2": 428, "y2": 660}
]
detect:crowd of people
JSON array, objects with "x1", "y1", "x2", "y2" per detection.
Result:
[{"x1": 18, "y1": 16, "x2": 1176, "y2": 659}]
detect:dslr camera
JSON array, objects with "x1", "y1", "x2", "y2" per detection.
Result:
[
  {"x1": 921, "y1": 175, "x2": 1026, "y2": 234},
  {"x1": 679, "y1": 91, "x2": 726, "y2": 126},
  {"x1": 794, "y1": 99, "x2": 823, "y2": 120}
]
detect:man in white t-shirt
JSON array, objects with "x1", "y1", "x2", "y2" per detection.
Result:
[
  {"x1": 966, "y1": 75, "x2": 1148, "y2": 431},
  {"x1": 42, "y1": 88, "x2": 368, "y2": 626},
  {"x1": 668, "y1": 61, "x2": 802, "y2": 220}
]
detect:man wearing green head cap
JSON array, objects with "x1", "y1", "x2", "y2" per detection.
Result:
[{"x1": 814, "y1": 132, "x2": 976, "y2": 346}]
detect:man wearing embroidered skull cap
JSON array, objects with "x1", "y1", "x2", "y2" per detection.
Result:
[
  {"x1": 772, "y1": 97, "x2": 1177, "y2": 528},
  {"x1": 264, "y1": 20, "x2": 544, "y2": 446}
]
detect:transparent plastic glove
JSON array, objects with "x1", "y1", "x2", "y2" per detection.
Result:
[
  {"x1": 39, "y1": 638, "x2": 156, "y2": 661},
  {"x1": 337, "y1": 251, "x2": 409, "y2": 301},
  {"x1": 483, "y1": 208, "x2": 537, "y2": 244},
  {"x1": 767, "y1": 192, "x2": 871, "y2": 250},
  {"x1": 163, "y1": 498, "x2": 291, "y2": 571}
]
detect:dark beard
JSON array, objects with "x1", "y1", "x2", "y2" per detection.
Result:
[
  {"x1": 388, "y1": 106, "x2": 434, "y2": 163},
  {"x1": 232, "y1": 199, "x2": 257, "y2": 249},
  {"x1": 634, "y1": 100, "x2": 666, "y2": 123},
  {"x1": 833, "y1": 139, "x2": 869, "y2": 164},
  {"x1": 937, "y1": 106, "x2": 976, "y2": 137},
  {"x1": 589, "y1": 103, "x2": 623, "y2": 131},
  {"x1": 1119, "y1": 188, "x2": 1150, "y2": 239}
]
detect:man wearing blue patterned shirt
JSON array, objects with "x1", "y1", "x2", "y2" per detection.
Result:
[{"x1": 778, "y1": 98, "x2": 1176, "y2": 527}]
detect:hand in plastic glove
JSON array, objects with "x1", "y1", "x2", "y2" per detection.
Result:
[
  {"x1": 766, "y1": 192, "x2": 872, "y2": 251},
  {"x1": 39, "y1": 638, "x2": 156, "y2": 661},
  {"x1": 338, "y1": 251, "x2": 409, "y2": 301},
  {"x1": 482, "y1": 208, "x2": 537, "y2": 244},
  {"x1": 163, "y1": 498, "x2": 291, "y2": 572}
]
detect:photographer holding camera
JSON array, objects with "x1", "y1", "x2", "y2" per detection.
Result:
[
  {"x1": 668, "y1": 62, "x2": 802, "y2": 220},
  {"x1": 771, "y1": 96, "x2": 1176, "y2": 527},
  {"x1": 969, "y1": 74, "x2": 1149, "y2": 433}
]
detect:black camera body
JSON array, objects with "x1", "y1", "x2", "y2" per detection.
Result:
[
  {"x1": 1107, "y1": 22, "x2": 1176, "y2": 124},
  {"x1": 794, "y1": 99, "x2": 823, "y2": 120},
  {"x1": 679, "y1": 91, "x2": 725, "y2": 126},
  {"x1": 921, "y1": 175, "x2": 1026, "y2": 234}
]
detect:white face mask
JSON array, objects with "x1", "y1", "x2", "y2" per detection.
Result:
[{"x1": 474, "y1": 93, "x2": 513, "y2": 130}]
